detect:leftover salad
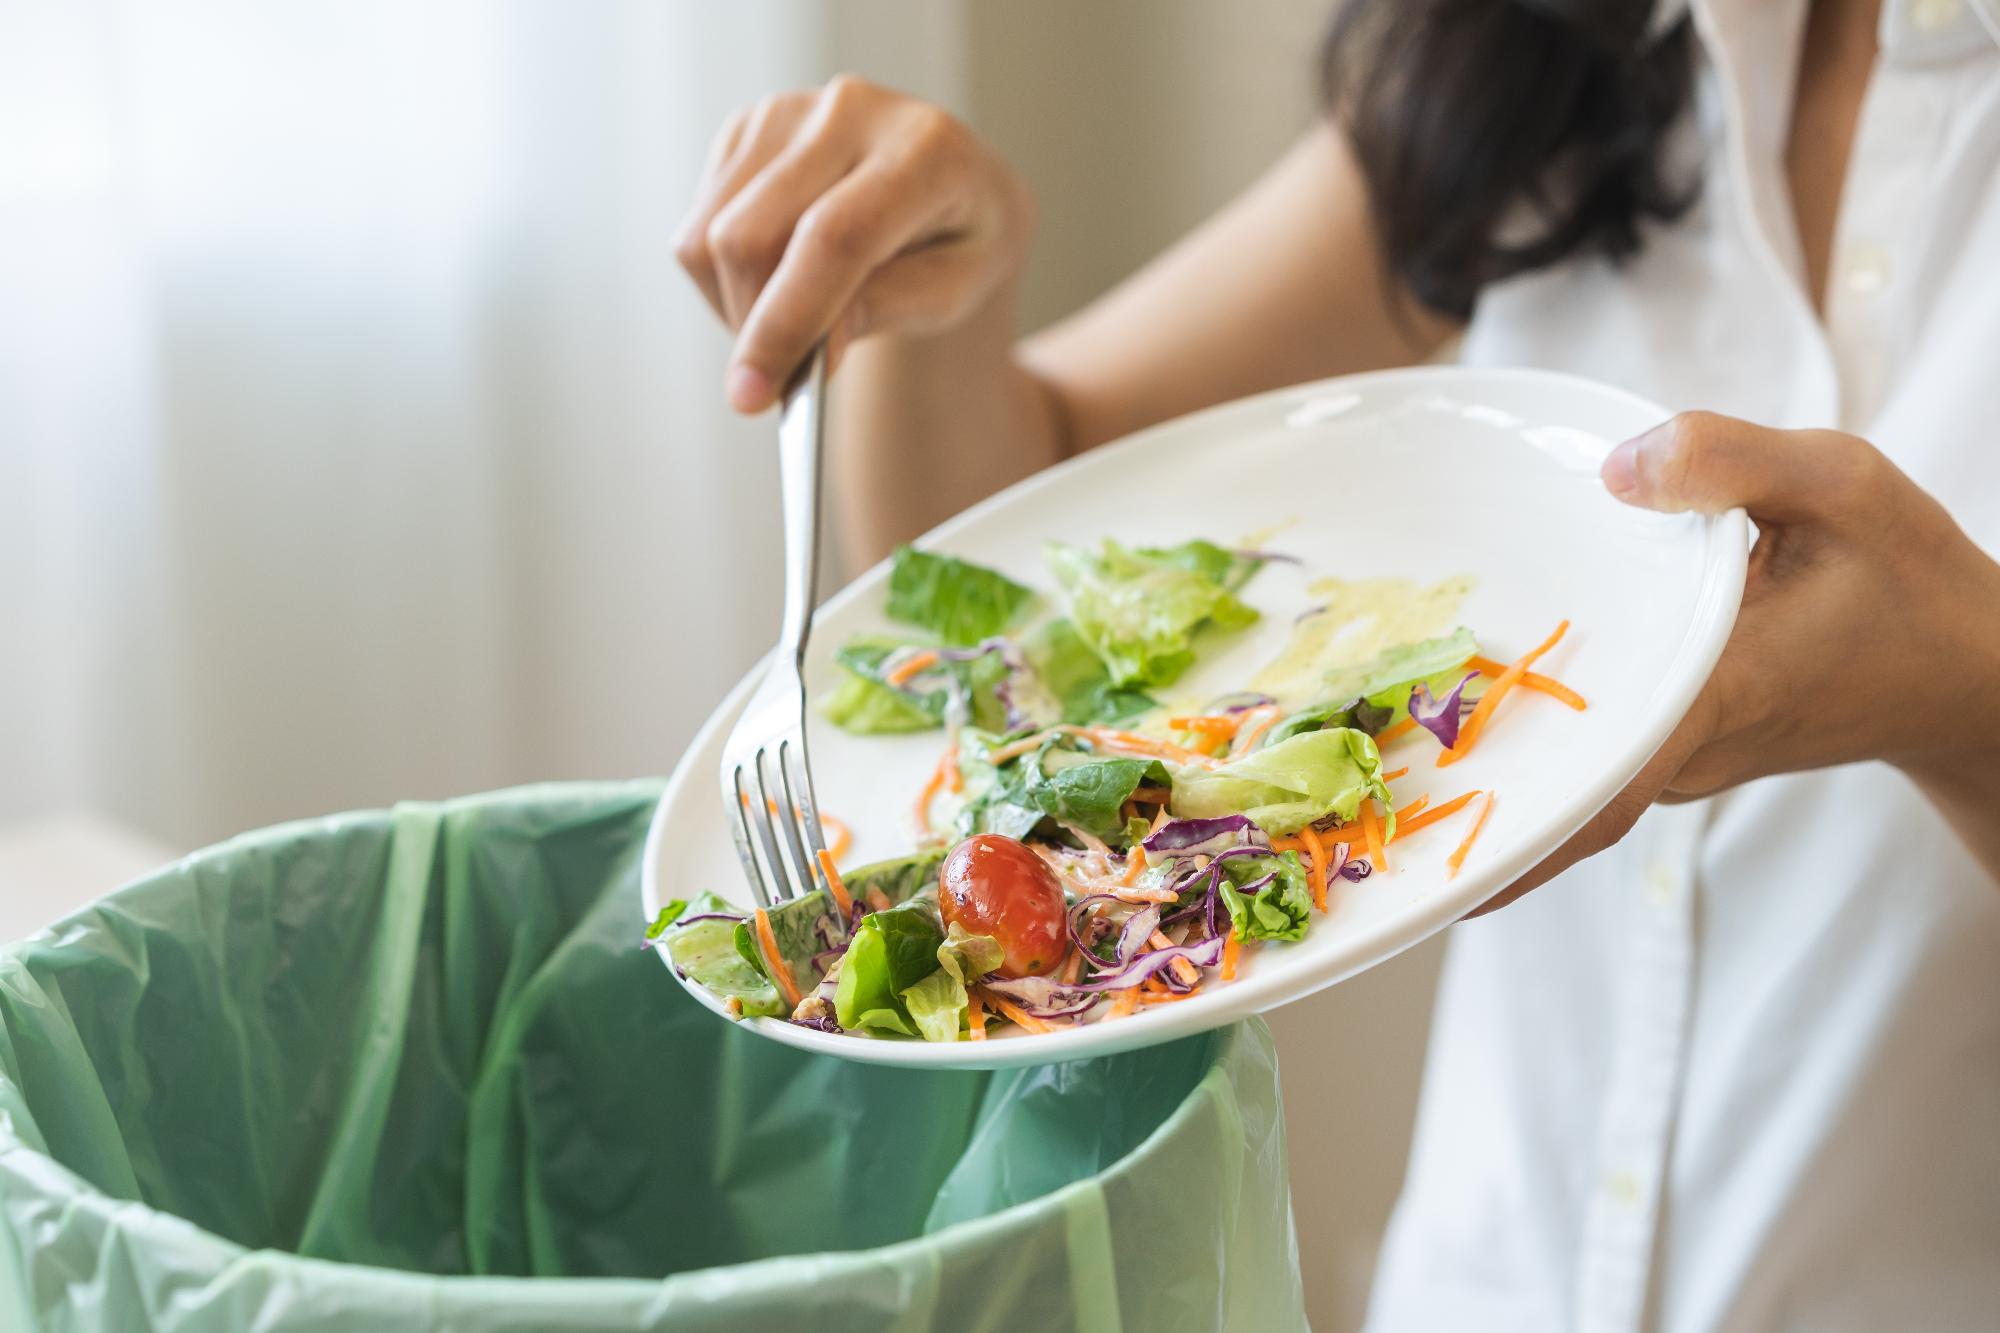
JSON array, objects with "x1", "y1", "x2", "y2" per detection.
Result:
[{"x1": 649, "y1": 540, "x2": 1584, "y2": 1041}]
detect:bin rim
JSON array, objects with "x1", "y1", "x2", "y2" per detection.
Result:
[{"x1": 0, "y1": 780, "x2": 1268, "y2": 1296}]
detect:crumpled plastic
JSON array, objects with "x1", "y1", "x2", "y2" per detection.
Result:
[{"x1": 0, "y1": 780, "x2": 1306, "y2": 1331}]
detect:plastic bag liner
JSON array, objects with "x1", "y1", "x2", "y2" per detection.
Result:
[{"x1": 0, "y1": 781, "x2": 1305, "y2": 1331}]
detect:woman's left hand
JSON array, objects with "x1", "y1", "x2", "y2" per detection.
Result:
[{"x1": 1477, "y1": 411, "x2": 2000, "y2": 914}]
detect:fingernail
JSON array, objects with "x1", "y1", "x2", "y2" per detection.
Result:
[
  {"x1": 1601, "y1": 439, "x2": 1641, "y2": 498},
  {"x1": 1602, "y1": 421, "x2": 1671, "y2": 502},
  {"x1": 726, "y1": 363, "x2": 771, "y2": 413}
]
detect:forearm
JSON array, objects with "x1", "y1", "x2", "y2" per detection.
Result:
[
  {"x1": 1903, "y1": 752, "x2": 2000, "y2": 885},
  {"x1": 829, "y1": 278, "x2": 1067, "y2": 568}
]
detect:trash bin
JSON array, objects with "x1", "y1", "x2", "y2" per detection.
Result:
[{"x1": 0, "y1": 781, "x2": 1306, "y2": 1331}]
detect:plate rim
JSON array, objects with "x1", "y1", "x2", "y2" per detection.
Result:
[{"x1": 642, "y1": 364, "x2": 1747, "y2": 1068}]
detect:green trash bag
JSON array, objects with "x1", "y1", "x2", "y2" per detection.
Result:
[{"x1": 0, "y1": 781, "x2": 1305, "y2": 1331}]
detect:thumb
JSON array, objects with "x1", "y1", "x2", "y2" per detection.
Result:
[{"x1": 1601, "y1": 411, "x2": 1859, "y2": 523}]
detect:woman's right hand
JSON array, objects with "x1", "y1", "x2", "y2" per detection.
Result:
[{"x1": 675, "y1": 75, "x2": 1036, "y2": 415}]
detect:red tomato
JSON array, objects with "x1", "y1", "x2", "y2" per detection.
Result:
[{"x1": 939, "y1": 834, "x2": 1067, "y2": 978}]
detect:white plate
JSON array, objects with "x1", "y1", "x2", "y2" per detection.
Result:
[{"x1": 643, "y1": 366, "x2": 1746, "y2": 1068}]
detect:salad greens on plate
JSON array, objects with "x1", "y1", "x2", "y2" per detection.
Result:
[{"x1": 651, "y1": 539, "x2": 1584, "y2": 1041}]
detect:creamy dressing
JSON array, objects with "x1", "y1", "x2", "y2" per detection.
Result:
[{"x1": 1250, "y1": 575, "x2": 1474, "y2": 709}]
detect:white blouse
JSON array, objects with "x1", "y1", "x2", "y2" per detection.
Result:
[{"x1": 1366, "y1": 2, "x2": 2000, "y2": 1331}]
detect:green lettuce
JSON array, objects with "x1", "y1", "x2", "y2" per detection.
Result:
[
  {"x1": 657, "y1": 893, "x2": 785, "y2": 1018},
  {"x1": 732, "y1": 889, "x2": 836, "y2": 991},
  {"x1": 886, "y1": 545, "x2": 1034, "y2": 647},
  {"x1": 957, "y1": 732, "x2": 1166, "y2": 846},
  {"x1": 842, "y1": 849, "x2": 947, "y2": 906},
  {"x1": 1169, "y1": 727, "x2": 1392, "y2": 836},
  {"x1": 1325, "y1": 628, "x2": 1480, "y2": 721},
  {"x1": 820, "y1": 635, "x2": 1012, "y2": 736},
  {"x1": 834, "y1": 899, "x2": 947, "y2": 1037},
  {"x1": 818, "y1": 672, "x2": 938, "y2": 734},
  {"x1": 1216, "y1": 851, "x2": 1314, "y2": 943},
  {"x1": 1134, "y1": 538, "x2": 1263, "y2": 591},
  {"x1": 1018, "y1": 618, "x2": 1156, "y2": 726},
  {"x1": 1046, "y1": 539, "x2": 1260, "y2": 688},
  {"x1": 900, "y1": 923, "x2": 1006, "y2": 1042}
]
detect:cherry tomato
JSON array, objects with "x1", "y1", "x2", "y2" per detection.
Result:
[{"x1": 939, "y1": 834, "x2": 1067, "y2": 978}]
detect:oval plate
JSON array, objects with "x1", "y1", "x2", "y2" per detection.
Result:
[{"x1": 643, "y1": 366, "x2": 1746, "y2": 1068}]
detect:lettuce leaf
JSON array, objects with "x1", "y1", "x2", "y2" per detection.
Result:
[
  {"x1": 1325, "y1": 628, "x2": 1480, "y2": 722},
  {"x1": 818, "y1": 671, "x2": 938, "y2": 734},
  {"x1": 886, "y1": 545, "x2": 1034, "y2": 647},
  {"x1": 1216, "y1": 851, "x2": 1314, "y2": 943},
  {"x1": 1134, "y1": 538, "x2": 1262, "y2": 591},
  {"x1": 1019, "y1": 618, "x2": 1156, "y2": 726},
  {"x1": 842, "y1": 849, "x2": 947, "y2": 907},
  {"x1": 1169, "y1": 727, "x2": 1391, "y2": 836},
  {"x1": 820, "y1": 635, "x2": 1012, "y2": 735},
  {"x1": 834, "y1": 899, "x2": 947, "y2": 1036},
  {"x1": 957, "y1": 733, "x2": 1166, "y2": 846},
  {"x1": 900, "y1": 923, "x2": 1005, "y2": 1042},
  {"x1": 732, "y1": 889, "x2": 836, "y2": 991},
  {"x1": 658, "y1": 892, "x2": 785, "y2": 1018},
  {"x1": 1046, "y1": 539, "x2": 1260, "y2": 688}
]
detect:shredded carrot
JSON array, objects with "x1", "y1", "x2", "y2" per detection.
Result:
[
  {"x1": 1361, "y1": 799, "x2": 1385, "y2": 871},
  {"x1": 1448, "y1": 792, "x2": 1497, "y2": 877},
  {"x1": 1469, "y1": 654, "x2": 1587, "y2": 711},
  {"x1": 1167, "y1": 714, "x2": 1241, "y2": 738},
  {"x1": 1441, "y1": 621, "x2": 1569, "y2": 767},
  {"x1": 944, "y1": 744, "x2": 963, "y2": 793},
  {"x1": 1109, "y1": 988, "x2": 1142, "y2": 1019},
  {"x1": 1130, "y1": 786, "x2": 1173, "y2": 804},
  {"x1": 1376, "y1": 717, "x2": 1418, "y2": 746},
  {"x1": 884, "y1": 649, "x2": 940, "y2": 687},
  {"x1": 1392, "y1": 794, "x2": 1430, "y2": 826},
  {"x1": 915, "y1": 749, "x2": 953, "y2": 829},
  {"x1": 752, "y1": 909, "x2": 803, "y2": 1009},
  {"x1": 987, "y1": 991, "x2": 1054, "y2": 1034},
  {"x1": 1221, "y1": 931, "x2": 1242, "y2": 980},
  {"x1": 1301, "y1": 823, "x2": 1331, "y2": 913},
  {"x1": 1382, "y1": 767, "x2": 1409, "y2": 782},
  {"x1": 1086, "y1": 727, "x2": 1213, "y2": 766},
  {"x1": 967, "y1": 991, "x2": 986, "y2": 1039},
  {"x1": 1138, "y1": 987, "x2": 1200, "y2": 1005},
  {"x1": 1149, "y1": 930, "x2": 1200, "y2": 987},
  {"x1": 816, "y1": 849, "x2": 853, "y2": 916},
  {"x1": 866, "y1": 887, "x2": 893, "y2": 913},
  {"x1": 1059, "y1": 946, "x2": 1084, "y2": 985},
  {"x1": 819, "y1": 813, "x2": 852, "y2": 862},
  {"x1": 1121, "y1": 845, "x2": 1148, "y2": 887},
  {"x1": 1393, "y1": 790, "x2": 1482, "y2": 840}
]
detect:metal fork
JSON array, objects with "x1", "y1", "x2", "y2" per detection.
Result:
[{"x1": 719, "y1": 344, "x2": 832, "y2": 909}]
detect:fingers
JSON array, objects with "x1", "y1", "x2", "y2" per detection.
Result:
[
  {"x1": 674, "y1": 93, "x2": 814, "y2": 323},
  {"x1": 726, "y1": 166, "x2": 946, "y2": 411},
  {"x1": 1601, "y1": 412, "x2": 1886, "y2": 526}
]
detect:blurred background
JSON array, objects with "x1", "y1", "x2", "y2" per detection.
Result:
[{"x1": 0, "y1": 1, "x2": 1443, "y2": 1326}]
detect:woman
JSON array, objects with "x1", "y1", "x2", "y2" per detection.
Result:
[{"x1": 677, "y1": 0, "x2": 2000, "y2": 1327}]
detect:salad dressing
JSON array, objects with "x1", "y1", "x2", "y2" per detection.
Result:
[{"x1": 1250, "y1": 575, "x2": 1474, "y2": 708}]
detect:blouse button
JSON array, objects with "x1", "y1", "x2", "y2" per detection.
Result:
[{"x1": 1842, "y1": 243, "x2": 1893, "y2": 297}]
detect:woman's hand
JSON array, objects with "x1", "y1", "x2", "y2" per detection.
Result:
[
  {"x1": 675, "y1": 75, "x2": 1036, "y2": 414},
  {"x1": 1478, "y1": 412, "x2": 2000, "y2": 913}
]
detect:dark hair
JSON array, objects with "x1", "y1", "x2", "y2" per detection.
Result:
[{"x1": 1322, "y1": 0, "x2": 1698, "y2": 321}]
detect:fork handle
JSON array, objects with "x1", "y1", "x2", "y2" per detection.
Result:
[{"x1": 776, "y1": 344, "x2": 829, "y2": 667}]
